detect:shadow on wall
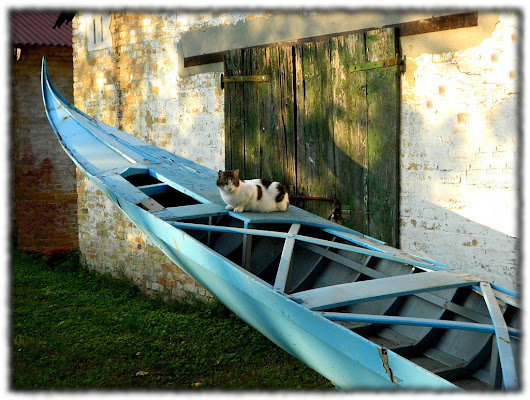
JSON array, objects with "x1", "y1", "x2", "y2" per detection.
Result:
[{"x1": 401, "y1": 194, "x2": 518, "y2": 292}]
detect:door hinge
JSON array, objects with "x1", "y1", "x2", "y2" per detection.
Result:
[
  {"x1": 221, "y1": 74, "x2": 270, "y2": 89},
  {"x1": 349, "y1": 57, "x2": 405, "y2": 73}
]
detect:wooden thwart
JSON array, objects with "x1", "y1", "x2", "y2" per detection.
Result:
[
  {"x1": 274, "y1": 224, "x2": 301, "y2": 292},
  {"x1": 480, "y1": 282, "x2": 518, "y2": 389},
  {"x1": 290, "y1": 270, "x2": 482, "y2": 311},
  {"x1": 152, "y1": 203, "x2": 228, "y2": 221},
  {"x1": 137, "y1": 198, "x2": 164, "y2": 212}
]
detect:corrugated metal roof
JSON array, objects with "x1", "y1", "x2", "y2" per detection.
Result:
[{"x1": 11, "y1": 11, "x2": 72, "y2": 47}]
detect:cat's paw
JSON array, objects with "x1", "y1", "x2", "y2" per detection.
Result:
[
  {"x1": 225, "y1": 205, "x2": 234, "y2": 211},
  {"x1": 233, "y1": 206, "x2": 245, "y2": 213}
]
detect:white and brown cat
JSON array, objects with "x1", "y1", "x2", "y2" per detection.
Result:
[{"x1": 216, "y1": 169, "x2": 289, "y2": 213}]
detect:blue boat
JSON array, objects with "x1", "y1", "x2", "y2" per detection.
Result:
[{"x1": 41, "y1": 58, "x2": 520, "y2": 390}]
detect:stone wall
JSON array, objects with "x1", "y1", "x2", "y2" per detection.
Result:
[
  {"x1": 72, "y1": 12, "x2": 257, "y2": 299},
  {"x1": 12, "y1": 45, "x2": 78, "y2": 251},
  {"x1": 72, "y1": 11, "x2": 520, "y2": 297}
]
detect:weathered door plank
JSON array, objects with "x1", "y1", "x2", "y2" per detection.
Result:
[
  {"x1": 267, "y1": 46, "x2": 297, "y2": 187},
  {"x1": 295, "y1": 40, "x2": 336, "y2": 219},
  {"x1": 224, "y1": 50, "x2": 245, "y2": 171},
  {"x1": 365, "y1": 28, "x2": 400, "y2": 247},
  {"x1": 331, "y1": 32, "x2": 369, "y2": 232},
  {"x1": 242, "y1": 47, "x2": 262, "y2": 179}
]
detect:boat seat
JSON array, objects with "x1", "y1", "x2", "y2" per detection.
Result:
[
  {"x1": 291, "y1": 270, "x2": 481, "y2": 311},
  {"x1": 152, "y1": 203, "x2": 228, "y2": 221}
]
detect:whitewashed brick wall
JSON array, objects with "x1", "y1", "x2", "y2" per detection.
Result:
[
  {"x1": 73, "y1": 11, "x2": 261, "y2": 299},
  {"x1": 400, "y1": 13, "x2": 519, "y2": 291}
]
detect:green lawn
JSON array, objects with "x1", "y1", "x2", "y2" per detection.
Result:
[{"x1": 11, "y1": 250, "x2": 334, "y2": 390}]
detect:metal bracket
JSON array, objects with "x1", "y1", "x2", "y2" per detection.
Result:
[
  {"x1": 221, "y1": 74, "x2": 270, "y2": 89},
  {"x1": 349, "y1": 57, "x2": 405, "y2": 73}
]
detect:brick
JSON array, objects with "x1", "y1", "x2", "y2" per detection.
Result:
[{"x1": 13, "y1": 45, "x2": 78, "y2": 251}]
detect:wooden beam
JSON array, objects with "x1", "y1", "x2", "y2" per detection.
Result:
[
  {"x1": 290, "y1": 270, "x2": 481, "y2": 311},
  {"x1": 399, "y1": 11, "x2": 478, "y2": 36},
  {"x1": 152, "y1": 203, "x2": 227, "y2": 221},
  {"x1": 184, "y1": 12, "x2": 478, "y2": 68},
  {"x1": 273, "y1": 224, "x2": 301, "y2": 292},
  {"x1": 297, "y1": 241, "x2": 386, "y2": 279},
  {"x1": 480, "y1": 282, "x2": 518, "y2": 389},
  {"x1": 319, "y1": 312, "x2": 521, "y2": 337}
]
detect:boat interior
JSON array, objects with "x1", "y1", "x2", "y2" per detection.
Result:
[{"x1": 121, "y1": 167, "x2": 520, "y2": 390}]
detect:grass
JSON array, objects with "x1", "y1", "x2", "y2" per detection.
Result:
[{"x1": 11, "y1": 249, "x2": 334, "y2": 390}]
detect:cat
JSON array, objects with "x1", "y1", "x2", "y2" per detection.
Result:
[{"x1": 216, "y1": 169, "x2": 289, "y2": 213}]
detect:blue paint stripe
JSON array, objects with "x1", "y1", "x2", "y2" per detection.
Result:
[
  {"x1": 320, "y1": 312, "x2": 520, "y2": 338},
  {"x1": 490, "y1": 283, "x2": 519, "y2": 299},
  {"x1": 322, "y1": 229, "x2": 391, "y2": 254},
  {"x1": 407, "y1": 254, "x2": 453, "y2": 270}
]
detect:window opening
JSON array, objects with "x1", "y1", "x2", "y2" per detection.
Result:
[{"x1": 87, "y1": 13, "x2": 112, "y2": 51}]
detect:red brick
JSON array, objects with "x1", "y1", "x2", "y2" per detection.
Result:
[{"x1": 12, "y1": 45, "x2": 78, "y2": 251}]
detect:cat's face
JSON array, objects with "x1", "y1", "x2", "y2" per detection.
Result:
[{"x1": 216, "y1": 169, "x2": 240, "y2": 193}]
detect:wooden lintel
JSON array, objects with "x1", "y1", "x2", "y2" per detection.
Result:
[
  {"x1": 184, "y1": 11, "x2": 478, "y2": 68},
  {"x1": 399, "y1": 11, "x2": 478, "y2": 36}
]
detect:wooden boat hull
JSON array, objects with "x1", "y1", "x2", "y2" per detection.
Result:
[
  {"x1": 72, "y1": 179, "x2": 453, "y2": 389},
  {"x1": 41, "y1": 58, "x2": 519, "y2": 390}
]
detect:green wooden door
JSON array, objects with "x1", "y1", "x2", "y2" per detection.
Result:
[
  {"x1": 224, "y1": 28, "x2": 400, "y2": 247},
  {"x1": 223, "y1": 46, "x2": 296, "y2": 189}
]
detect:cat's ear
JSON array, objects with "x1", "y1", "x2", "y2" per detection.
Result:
[
  {"x1": 218, "y1": 170, "x2": 224, "y2": 177},
  {"x1": 234, "y1": 169, "x2": 239, "y2": 177}
]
